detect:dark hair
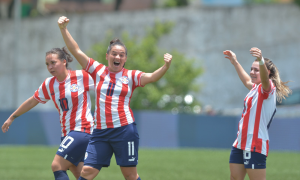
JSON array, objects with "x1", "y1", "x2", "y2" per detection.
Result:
[
  {"x1": 46, "y1": 47, "x2": 73, "y2": 69},
  {"x1": 106, "y1": 38, "x2": 127, "y2": 56},
  {"x1": 257, "y1": 58, "x2": 291, "y2": 102}
]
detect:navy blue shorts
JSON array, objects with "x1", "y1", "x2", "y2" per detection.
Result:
[
  {"x1": 229, "y1": 146, "x2": 266, "y2": 169},
  {"x1": 56, "y1": 131, "x2": 91, "y2": 166},
  {"x1": 84, "y1": 122, "x2": 139, "y2": 170}
]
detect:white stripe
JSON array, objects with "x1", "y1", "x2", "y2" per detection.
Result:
[
  {"x1": 252, "y1": 164, "x2": 254, "y2": 169},
  {"x1": 64, "y1": 154, "x2": 68, "y2": 159},
  {"x1": 132, "y1": 141, "x2": 134, "y2": 156},
  {"x1": 128, "y1": 142, "x2": 131, "y2": 156}
]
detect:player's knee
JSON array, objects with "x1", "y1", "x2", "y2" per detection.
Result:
[
  {"x1": 80, "y1": 166, "x2": 98, "y2": 179},
  {"x1": 230, "y1": 174, "x2": 240, "y2": 180},
  {"x1": 123, "y1": 173, "x2": 138, "y2": 180},
  {"x1": 51, "y1": 161, "x2": 61, "y2": 172}
]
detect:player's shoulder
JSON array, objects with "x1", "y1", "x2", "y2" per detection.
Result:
[{"x1": 43, "y1": 76, "x2": 56, "y2": 84}]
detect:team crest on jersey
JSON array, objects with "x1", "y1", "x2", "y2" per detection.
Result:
[
  {"x1": 121, "y1": 76, "x2": 129, "y2": 84},
  {"x1": 70, "y1": 84, "x2": 79, "y2": 92}
]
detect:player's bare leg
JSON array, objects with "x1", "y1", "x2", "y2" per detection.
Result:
[
  {"x1": 80, "y1": 166, "x2": 100, "y2": 180},
  {"x1": 120, "y1": 166, "x2": 140, "y2": 180},
  {"x1": 52, "y1": 155, "x2": 73, "y2": 179},
  {"x1": 69, "y1": 162, "x2": 84, "y2": 179},
  {"x1": 246, "y1": 168, "x2": 266, "y2": 180},
  {"x1": 230, "y1": 163, "x2": 246, "y2": 180}
]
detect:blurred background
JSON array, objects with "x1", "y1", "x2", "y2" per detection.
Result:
[{"x1": 0, "y1": 0, "x2": 300, "y2": 167}]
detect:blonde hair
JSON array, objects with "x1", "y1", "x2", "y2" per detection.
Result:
[{"x1": 263, "y1": 58, "x2": 292, "y2": 103}]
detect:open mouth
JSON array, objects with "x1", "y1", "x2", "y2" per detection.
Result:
[{"x1": 114, "y1": 61, "x2": 120, "y2": 66}]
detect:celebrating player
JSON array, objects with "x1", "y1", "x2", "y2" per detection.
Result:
[
  {"x1": 58, "y1": 16, "x2": 173, "y2": 180},
  {"x1": 223, "y1": 48, "x2": 291, "y2": 180},
  {"x1": 2, "y1": 47, "x2": 94, "y2": 180}
]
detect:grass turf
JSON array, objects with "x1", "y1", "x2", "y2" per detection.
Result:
[{"x1": 0, "y1": 146, "x2": 299, "y2": 180}]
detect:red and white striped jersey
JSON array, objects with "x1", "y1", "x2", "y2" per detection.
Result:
[
  {"x1": 85, "y1": 58, "x2": 144, "y2": 130},
  {"x1": 33, "y1": 70, "x2": 94, "y2": 137},
  {"x1": 233, "y1": 80, "x2": 277, "y2": 156}
]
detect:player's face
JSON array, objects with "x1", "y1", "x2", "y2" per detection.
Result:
[
  {"x1": 45, "y1": 54, "x2": 66, "y2": 77},
  {"x1": 250, "y1": 61, "x2": 261, "y2": 85},
  {"x1": 106, "y1": 45, "x2": 127, "y2": 72}
]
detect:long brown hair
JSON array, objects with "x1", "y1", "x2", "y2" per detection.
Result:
[{"x1": 263, "y1": 58, "x2": 292, "y2": 103}]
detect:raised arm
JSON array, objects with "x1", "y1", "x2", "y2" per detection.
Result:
[
  {"x1": 140, "y1": 53, "x2": 172, "y2": 86},
  {"x1": 2, "y1": 97, "x2": 39, "y2": 133},
  {"x1": 223, "y1": 50, "x2": 253, "y2": 90},
  {"x1": 250, "y1": 47, "x2": 270, "y2": 91},
  {"x1": 58, "y1": 16, "x2": 89, "y2": 69}
]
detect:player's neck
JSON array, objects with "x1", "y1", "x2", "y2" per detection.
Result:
[{"x1": 56, "y1": 69, "x2": 69, "y2": 82}]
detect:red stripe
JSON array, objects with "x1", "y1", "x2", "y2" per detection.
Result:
[
  {"x1": 81, "y1": 70, "x2": 91, "y2": 133},
  {"x1": 118, "y1": 69, "x2": 129, "y2": 126},
  {"x1": 137, "y1": 72, "x2": 143, "y2": 87},
  {"x1": 105, "y1": 73, "x2": 116, "y2": 128},
  {"x1": 59, "y1": 81, "x2": 67, "y2": 136},
  {"x1": 233, "y1": 121, "x2": 241, "y2": 149},
  {"x1": 251, "y1": 84, "x2": 267, "y2": 154},
  {"x1": 241, "y1": 97, "x2": 253, "y2": 150},
  {"x1": 33, "y1": 91, "x2": 43, "y2": 103},
  {"x1": 266, "y1": 140, "x2": 269, "y2": 156},
  {"x1": 85, "y1": 58, "x2": 95, "y2": 72},
  {"x1": 90, "y1": 62, "x2": 104, "y2": 83},
  {"x1": 69, "y1": 71, "x2": 78, "y2": 131},
  {"x1": 42, "y1": 81, "x2": 50, "y2": 100},
  {"x1": 48, "y1": 78, "x2": 64, "y2": 135},
  {"x1": 96, "y1": 69, "x2": 108, "y2": 129},
  {"x1": 49, "y1": 78, "x2": 60, "y2": 112}
]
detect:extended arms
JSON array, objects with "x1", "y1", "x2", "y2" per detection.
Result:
[{"x1": 2, "y1": 97, "x2": 39, "y2": 133}]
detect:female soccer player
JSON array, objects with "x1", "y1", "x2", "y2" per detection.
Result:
[
  {"x1": 2, "y1": 47, "x2": 94, "y2": 180},
  {"x1": 58, "y1": 16, "x2": 173, "y2": 180},
  {"x1": 223, "y1": 48, "x2": 291, "y2": 180}
]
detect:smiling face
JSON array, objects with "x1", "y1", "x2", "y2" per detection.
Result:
[
  {"x1": 45, "y1": 53, "x2": 67, "y2": 79},
  {"x1": 106, "y1": 45, "x2": 127, "y2": 72},
  {"x1": 250, "y1": 61, "x2": 261, "y2": 85}
]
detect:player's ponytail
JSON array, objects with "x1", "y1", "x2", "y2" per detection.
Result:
[
  {"x1": 264, "y1": 58, "x2": 292, "y2": 103},
  {"x1": 106, "y1": 38, "x2": 127, "y2": 56},
  {"x1": 46, "y1": 47, "x2": 73, "y2": 69}
]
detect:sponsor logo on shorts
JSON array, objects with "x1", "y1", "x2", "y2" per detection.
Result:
[
  {"x1": 70, "y1": 84, "x2": 79, "y2": 92},
  {"x1": 85, "y1": 152, "x2": 88, "y2": 160},
  {"x1": 128, "y1": 157, "x2": 135, "y2": 162},
  {"x1": 244, "y1": 160, "x2": 249, "y2": 165}
]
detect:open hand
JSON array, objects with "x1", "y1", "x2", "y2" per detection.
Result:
[
  {"x1": 223, "y1": 50, "x2": 237, "y2": 65},
  {"x1": 250, "y1": 47, "x2": 262, "y2": 61}
]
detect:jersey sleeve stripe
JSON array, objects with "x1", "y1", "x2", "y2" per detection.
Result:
[
  {"x1": 33, "y1": 94, "x2": 46, "y2": 104},
  {"x1": 137, "y1": 71, "x2": 144, "y2": 87}
]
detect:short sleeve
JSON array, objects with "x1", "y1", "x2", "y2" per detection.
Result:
[
  {"x1": 84, "y1": 58, "x2": 105, "y2": 81},
  {"x1": 33, "y1": 79, "x2": 51, "y2": 104},
  {"x1": 131, "y1": 70, "x2": 145, "y2": 88}
]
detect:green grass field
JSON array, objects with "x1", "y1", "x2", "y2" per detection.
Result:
[{"x1": 0, "y1": 146, "x2": 299, "y2": 180}]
